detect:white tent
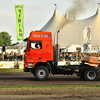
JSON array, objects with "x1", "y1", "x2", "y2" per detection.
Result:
[
  {"x1": 41, "y1": 3, "x2": 100, "y2": 47},
  {"x1": 15, "y1": 42, "x2": 27, "y2": 47},
  {"x1": 61, "y1": 44, "x2": 83, "y2": 52}
]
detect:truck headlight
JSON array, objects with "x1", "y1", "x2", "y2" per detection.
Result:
[
  {"x1": 24, "y1": 64, "x2": 27, "y2": 68},
  {"x1": 28, "y1": 63, "x2": 34, "y2": 68}
]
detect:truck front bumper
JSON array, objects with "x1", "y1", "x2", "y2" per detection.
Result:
[{"x1": 24, "y1": 68, "x2": 32, "y2": 72}]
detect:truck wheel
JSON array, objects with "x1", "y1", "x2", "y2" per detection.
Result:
[
  {"x1": 84, "y1": 68, "x2": 98, "y2": 81},
  {"x1": 34, "y1": 66, "x2": 49, "y2": 81}
]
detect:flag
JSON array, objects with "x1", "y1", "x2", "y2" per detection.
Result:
[{"x1": 15, "y1": 4, "x2": 24, "y2": 41}]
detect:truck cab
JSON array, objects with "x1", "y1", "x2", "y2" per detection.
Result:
[{"x1": 24, "y1": 31, "x2": 53, "y2": 80}]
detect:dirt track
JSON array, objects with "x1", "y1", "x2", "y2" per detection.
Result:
[
  {"x1": 0, "y1": 88, "x2": 100, "y2": 100},
  {"x1": 0, "y1": 69, "x2": 100, "y2": 86},
  {"x1": 0, "y1": 69, "x2": 100, "y2": 100}
]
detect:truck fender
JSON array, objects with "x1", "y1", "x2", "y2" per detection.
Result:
[{"x1": 32, "y1": 60, "x2": 51, "y2": 73}]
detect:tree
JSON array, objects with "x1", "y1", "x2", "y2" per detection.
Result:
[{"x1": 0, "y1": 31, "x2": 12, "y2": 46}]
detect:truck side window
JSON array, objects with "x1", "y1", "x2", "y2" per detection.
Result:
[{"x1": 30, "y1": 41, "x2": 42, "y2": 49}]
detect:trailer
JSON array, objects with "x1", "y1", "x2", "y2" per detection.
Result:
[{"x1": 24, "y1": 31, "x2": 100, "y2": 81}]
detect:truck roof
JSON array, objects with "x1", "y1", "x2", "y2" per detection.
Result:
[{"x1": 29, "y1": 31, "x2": 52, "y2": 41}]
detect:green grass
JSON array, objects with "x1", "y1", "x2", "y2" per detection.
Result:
[
  {"x1": 0, "y1": 68, "x2": 21, "y2": 70},
  {"x1": 0, "y1": 85, "x2": 100, "y2": 89},
  {"x1": 0, "y1": 68, "x2": 23, "y2": 72},
  {"x1": 0, "y1": 68, "x2": 24, "y2": 74}
]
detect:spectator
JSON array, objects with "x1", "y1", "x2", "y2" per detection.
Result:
[
  {"x1": 4, "y1": 52, "x2": 7, "y2": 61},
  {"x1": 68, "y1": 53, "x2": 72, "y2": 60},
  {"x1": 81, "y1": 53, "x2": 84, "y2": 61},
  {"x1": 9, "y1": 52, "x2": 14, "y2": 61},
  {"x1": 78, "y1": 53, "x2": 82, "y2": 61},
  {"x1": 0, "y1": 53, "x2": 2, "y2": 61},
  {"x1": 11, "y1": 51, "x2": 14, "y2": 56},
  {"x1": 7, "y1": 53, "x2": 9, "y2": 61},
  {"x1": 17, "y1": 52, "x2": 22, "y2": 61},
  {"x1": 59, "y1": 53, "x2": 65, "y2": 61},
  {"x1": 14, "y1": 52, "x2": 18, "y2": 61},
  {"x1": 71, "y1": 53, "x2": 76, "y2": 61},
  {"x1": 1, "y1": 53, "x2": 4, "y2": 61},
  {"x1": 65, "y1": 53, "x2": 69, "y2": 61},
  {"x1": 75, "y1": 53, "x2": 79, "y2": 61}
]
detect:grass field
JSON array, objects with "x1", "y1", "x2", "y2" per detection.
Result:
[{"x1": 0, "y1": 85, "x2": 100, "y2": 89}]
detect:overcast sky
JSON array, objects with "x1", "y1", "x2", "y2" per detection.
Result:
[{"x1": 0, "y1": 0, "x2": 100, "y2": 43}]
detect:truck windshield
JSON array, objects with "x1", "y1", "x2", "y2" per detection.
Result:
[{"x1": 30, "y1": 41, "x2": 42, "y2": 49}]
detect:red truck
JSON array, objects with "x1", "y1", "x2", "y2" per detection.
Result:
[{"x1": 24, "y1": 31, "x2": 100, "y2": 81}]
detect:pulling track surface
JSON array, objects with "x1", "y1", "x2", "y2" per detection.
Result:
[
  {"x1": 0, "y1": 70, "x2": 100, "y2": 86},
  {"x1": 0, "y1": 70, "x2": 100, "y2": 100}
]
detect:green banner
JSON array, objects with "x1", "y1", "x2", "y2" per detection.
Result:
[{"x1": 15, "y1": 4, "x2": 24, "y2": 41}]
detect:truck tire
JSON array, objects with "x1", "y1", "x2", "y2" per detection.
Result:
[
  {"x1": 84, "y1": 68, "x2": 98, "y2": 81},
  {"x1": 34, "y1": 66, "x2": 49, "y2": 81}
]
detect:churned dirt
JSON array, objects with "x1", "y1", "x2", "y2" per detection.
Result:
[
  {"x1": 0, "y1": 69, "x2": 100, "y2": 100},
  {"x1": 0, "y1": 88, "x2": 100, "y2": 100}
]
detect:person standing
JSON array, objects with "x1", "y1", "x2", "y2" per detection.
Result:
[
  {"x1": 65, "y1": 53, "x2": 69, "y2": 61},
  {"x1": 9, "y1": 51, "x2": 14, "y2": 61},
  {"x1": 4, "y1": 52, "x2": 7, "y2": 61},
  {"x1": 14, "y1": 52, "x2": 18, "y2": 61},
  {"x1": 1, "y1": 53, "x2": 4, "y2": 61}
]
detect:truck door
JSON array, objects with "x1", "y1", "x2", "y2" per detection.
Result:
[
  {"x1": 43, "y1": 40, "x2": 53, "y2": 60},
  {"x1": 28, "y1": 41, "x2": 42, "y2": 62}
]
